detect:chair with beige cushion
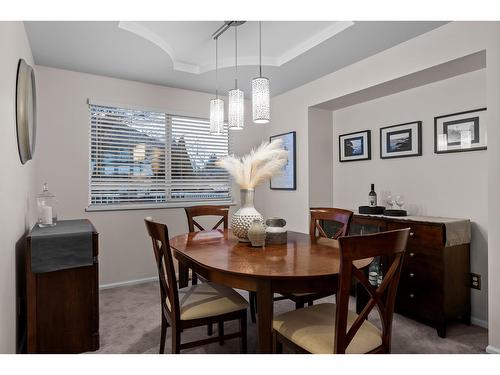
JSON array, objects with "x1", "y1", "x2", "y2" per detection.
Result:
[
  {"x1": 145, "y1": 218, "x2": 248, "y2": 353},
  {"x1": 185, "y1": 206, "x2": 258, "y2": 325},
  {"x1": 278, "y1": 207, "x2": 353, "y2": 309},
  {"x1": 273, "y1": 228, "x2": 410, "y2": 354}
]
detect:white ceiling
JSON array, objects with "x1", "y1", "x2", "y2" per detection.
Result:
[{"x1": 25, "y1": 21, "x2": 447, "y2": 97}]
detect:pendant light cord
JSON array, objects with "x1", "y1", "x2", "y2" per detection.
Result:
[
  {"x1": 215, "y1": 37, "x2": 219, "y2": 98},
  {"x1": 234, "y1": 26, "x2": 238, "y2": 89},
  {"x1": 259, "y1": 21, "x2": 262, "y2": 77}
]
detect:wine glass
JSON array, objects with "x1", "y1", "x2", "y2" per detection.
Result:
[
  {"x1": 385, "y1": 193, "x2": 394, "y2": 209},
  {"x1": 395, "y1": 195, "x2": 405, "y2": 210}
]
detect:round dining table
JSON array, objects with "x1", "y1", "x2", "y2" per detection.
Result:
[{"x1": 170, "y1": 229, "x2": 372, "y2": 353}]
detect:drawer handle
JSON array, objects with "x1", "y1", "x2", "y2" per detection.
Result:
[
  {"x1": 409, "y1": 272, "x2": 415, "y2": 278},
  {"x1": 409, "y1": 231, "x2": 415, "y2": 237},
  {"x1": 409, "y1": 293, "x2": 415, "y2": 299},
  {"x1": 409, "y1": 252, "x2": 415, "y2": 257}
]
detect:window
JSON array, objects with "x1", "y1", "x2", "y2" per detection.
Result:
[{"x1": 88, "y1": 103, "x2": 231, "y2": 209}]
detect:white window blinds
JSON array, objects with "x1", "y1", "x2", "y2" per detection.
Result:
[{"x1": 89, "y1": 103, "x2": 231, "y2": 208}]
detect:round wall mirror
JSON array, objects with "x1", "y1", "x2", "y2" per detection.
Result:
[{"x1": 16, "y1": 59, "x2": 37, "y2": 164}]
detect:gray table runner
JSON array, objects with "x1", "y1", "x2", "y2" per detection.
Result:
[{"x1": 30, "y1": 219, "x2": 94, "y2": 273}]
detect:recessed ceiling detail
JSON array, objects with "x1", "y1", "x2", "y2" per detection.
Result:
[
  {"x1": 118, "y1": 21, "x2": 354, "y2": 74},
  {"x1": 25, "y1": 21, "x2": 448, "y2": 97}
]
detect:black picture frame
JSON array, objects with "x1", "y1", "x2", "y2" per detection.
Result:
[
  {"x1": 338, "y1": 130, "x2": 371, "y2": 162},
  {"x1": 270, "y1": 131, "x2": 296, "y2": 190},
  {"x1": 434, "y1": 108, "x2": 487, "y2": 154},
  {"x1": 380, "y1": 121, "x2": 422, "y2": 159}
]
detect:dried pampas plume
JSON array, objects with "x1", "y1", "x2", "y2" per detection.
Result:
[{"x1": 217, "y1": 139, "x2": 288, "y2": 189}]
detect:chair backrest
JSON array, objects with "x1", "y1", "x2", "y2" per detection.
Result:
[
  {"x1": 335, "y1": 228, "x2": 410, "y2": 354},
  {"x1": 309, "y1": 208, "x2": 353, "y2": 239},
  {"x1": 184, "y1": 205, "x2": 229, "y2": 232},
  {"x1": 144, "y1": 218, "x2": 180, "y2": 323}
]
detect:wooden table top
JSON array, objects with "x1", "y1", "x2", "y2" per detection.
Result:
[{"x1": 170, "y1": 229, "x2": 372, "y2": 279}]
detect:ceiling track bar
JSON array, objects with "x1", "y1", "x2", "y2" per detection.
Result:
[{"x1": 212, "y1": 21, "x2": 246, "y2": 40}]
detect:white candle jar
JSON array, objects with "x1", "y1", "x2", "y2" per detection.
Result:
[{"x1": 36, "y1": 183, "x2": 57, "y2": 227}]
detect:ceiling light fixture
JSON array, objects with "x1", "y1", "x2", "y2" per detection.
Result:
[
  {"x1": 209, "y1": 37, "x2": 224, "y2": 134},
  {"x1": 252, "y1": 21, "x2": 270, "y2": 124},
  {"x1": 228, "y1": 25, "x2": 244, "y2": 130}
]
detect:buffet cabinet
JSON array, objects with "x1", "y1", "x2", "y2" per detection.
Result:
[
  {"x1": 351, "y1": 214, "x2": 471, "y2": 338},
  {"x1": 25, "y1": 220, "x2": 100, "y2": 353}
]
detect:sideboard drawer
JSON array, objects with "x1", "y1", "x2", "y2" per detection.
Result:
[
  {"x1": 400, "y1": 254, "x2": 442, "y2": 288},
  {"x1": 387, "y1": 221, "x2": 444, "y2": 249},
  {"x1": 396, "y1": 284, "x2": 442, "y2": 322}
]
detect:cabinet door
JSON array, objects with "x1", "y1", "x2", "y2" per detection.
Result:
[{"x1": 36, "y1": 264, "x2": 99, "y2": 353}]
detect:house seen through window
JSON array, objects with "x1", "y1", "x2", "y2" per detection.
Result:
[{"x1": 89, "y1": 103, "x2": 231, "y2": 208}]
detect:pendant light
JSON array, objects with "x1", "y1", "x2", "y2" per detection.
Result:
[
  {"x1": 210, "y1": 37, "x2": 224, "y2": 134},
  {"x1": 228, "y1": 25, "x2": 244, "y2": 130},
  {"x1": 252, "y1": 21, "x2": 270, "y2": 124}
]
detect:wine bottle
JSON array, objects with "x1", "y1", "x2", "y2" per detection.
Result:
[{"x1": 368, "y1": 184, "x2": 377, "y2": 207}]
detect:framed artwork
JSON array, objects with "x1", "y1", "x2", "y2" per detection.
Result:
[
  {"x1": 434, "y1": 108, "x2": 487, "y2": 154},
  {"x1": 380, "y1": 121, "x2": 422, "y2": 159},
  {"x1": 270, "y1": 131, "x2": 296, "y2": 190},
  {"x1": 339, "y1": 130, "x2": 371, "y2": 162}
]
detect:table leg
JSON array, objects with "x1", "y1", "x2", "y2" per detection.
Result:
[
  {"x1": 178, "y1": 260, "x2": 189, "y2": 288},
  {"x1": 256, "y1": 280, "x2": 273, "y2": 353}
]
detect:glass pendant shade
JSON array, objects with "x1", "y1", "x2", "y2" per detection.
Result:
[
  {"x1": 228, "y1": 88, "x2": 244, "y2": 129},
  {"x1": 210, "y1": 98, "x2": 224, "y2": 134},
  {"x1": 252, "y1": 77, "x2": 270, "y2": 123}
]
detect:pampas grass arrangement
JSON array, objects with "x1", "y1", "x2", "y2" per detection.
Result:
[{"x1": 217, "y1": 139, "x2": 288, "y2": 189}]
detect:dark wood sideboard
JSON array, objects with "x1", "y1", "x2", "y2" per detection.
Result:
[
  {"x1": 25, "y1": 220, "x2": 100, "y2": 353},
  {"x1": 350, "y1": 214, "x2": 471, "y2": 338}
]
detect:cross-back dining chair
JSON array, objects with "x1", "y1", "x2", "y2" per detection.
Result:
[
  {"x1": 145, "y1": 218, "x2": 248, "y2": 353},
  {"x1": 184, "y1": 205, "x2": 258, "y2": 324},
  {"x1": 184, "y1": 206, "x2": 229, "y2": 285},
  {"x1": 272, "y1": 228, "x2": 410, "y2": 354},
  {"x1": 278, "y1": 208, "x2": 354, "y2": 309}
]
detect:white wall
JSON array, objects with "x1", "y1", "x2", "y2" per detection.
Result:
[
  {"x1": 486, "y1": 23, "x2": 500, "y2": 354},
  {"x1": 331, "y1": 70, "x2": 487, "y2": 324},
  {"x1": 308, "y1": 108, "x2": 333, "y2": 207},
  {"x1": 34, "y1": 66, "x2": 265, "y2": 286},
  {"x1": 0, "y1": 22, "x2": 36, "y2": 353},
  {"x1": 262, "y1": 22, "x2": 500, "y2": 351}
]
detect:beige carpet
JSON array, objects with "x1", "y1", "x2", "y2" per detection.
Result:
[{"x1": 93, "y1": 281, "x2": 487, "y2": 354}]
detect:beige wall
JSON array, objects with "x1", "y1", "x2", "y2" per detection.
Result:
[
  {"x1": 34, "y1": 66, "x2": 265, "y2": 286},
  {"x1": 262, "y1": 22, "x2": 500, "y2": 351},
  {"x1": 331, "y1": 69, "x2": 487, "y2": 325},
  {"x1": 486, "y1": 23, "x2": 500, "y2": 354},
  {"x1": 0, "y1": 22, "x2": 36, "y2": 353},
  {"x1": 308, "y1": 108, "x2": 333, "y2": 207}
]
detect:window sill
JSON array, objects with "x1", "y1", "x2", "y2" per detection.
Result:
[{"x1": 85, "y1": 200, "x2": 236, "y2": 212}]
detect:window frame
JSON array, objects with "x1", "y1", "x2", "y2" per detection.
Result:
[{"x1": 86, "y1": 99, "x2": 234, "y2": 212}]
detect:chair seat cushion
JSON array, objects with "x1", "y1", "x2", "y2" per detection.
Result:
[
  {"x1": 168, "y1": 282, "x2": 248, "y2": 321},
  {"x1": 273, "y1": 303, "x2": 382, "y2": 354}
]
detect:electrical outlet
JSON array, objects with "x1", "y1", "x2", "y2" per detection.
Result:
[{"x1": 469, "y1": 273, "x2": 481, "y2": 290}]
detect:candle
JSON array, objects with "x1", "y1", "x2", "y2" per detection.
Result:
[{"x1": 41, "y1": 205, "x2": 53, "y2": 225}]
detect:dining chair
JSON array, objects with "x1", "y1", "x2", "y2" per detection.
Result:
[
  {"x1": 145, "y1": 218, "x2": 248, "y2": 353},
  {"x1": 184, "y1": 206, "x2": 258, "y2": 325},
  {"x1": 279, "y1": 207, "x2": 354, "y2": 309},
  {"x1": 184, "y1": 205, "x2": 229, "y2": 285},
  {"x1": 272, "y1": 228, "x2": 410, "y2": 354}
]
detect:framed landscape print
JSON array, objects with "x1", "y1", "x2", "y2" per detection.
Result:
[
  {"x1": 434, "y1": 108, "x2": 487, "y2": 154},
  {"x1": 270, "y1": 131, "x2": 296, "y2": 190},
  {"x1": 339, "y1": 130, "x2": 371, "y2": 162},
  {"x1": 380, "y1": 121, "x2": 422, "y2": 159}
]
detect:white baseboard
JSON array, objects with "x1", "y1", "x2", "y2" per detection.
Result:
[
  {"x1": 99, "y1": 276, "x2": 158, "y2": 290},
  {"x1": 486, "y1": 345, "x2": 500, "y2": 354},
  {"x1": 471, "y1": 316, "x2": 488, "y2": 329}
]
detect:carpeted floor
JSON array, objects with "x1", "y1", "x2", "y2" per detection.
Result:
[{"x1": 94, "y1": 281, "x2": 487, "y2": 354}]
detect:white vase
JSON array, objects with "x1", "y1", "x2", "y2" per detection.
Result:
[{"x1": 231, "y1": 189, "x2": 264, "y2": 242}]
